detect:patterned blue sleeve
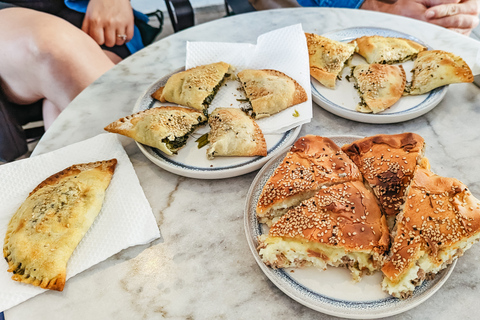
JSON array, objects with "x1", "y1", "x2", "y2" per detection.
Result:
[{"x1": 297, "y1": 0, "x2": 365, "y2": 9}]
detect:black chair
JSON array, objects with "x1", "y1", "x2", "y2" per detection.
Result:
[
  {"x1": 164, "y1": 0, "x2": 195, "y2": 32},
  {"x1": 224, "y1": 0, "x2": 256, "y2": 16}
]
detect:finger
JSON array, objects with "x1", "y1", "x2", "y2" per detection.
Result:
[
  {"x1": 115, "y1": 29, "x2": 127, "y2": 46},
  {"x1": 104, "y1": 25, "x2": 117, "y2": 47},
  {"x1": 88, "y1": 25, "x2": 105, "y2": 46},
  {"x1": 81, "y1": 17, "x2": 90, "y2": 35},
  {"x1": 423, "y1": 0, "x2": 460, "y2": 7},
  {"x1": 126, "y1": 22, "x2": 134, "y2": 42},
  {"x1": 425, "y1": 2, "x2": 479, "y2": 19},
  {"x1": 428, "y1": 13, "x2": 479, "y2": 29}
]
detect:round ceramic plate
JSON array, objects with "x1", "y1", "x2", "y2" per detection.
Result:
[
  {"x1": 244, "y1": 135, "x2": 456, "y2": 319},
  {"x1": 132, "y1": 68, "x2": 301, "y2": 179},
  {"x1": 311, "y1": 27, "x2": 448, "y2": 124}
]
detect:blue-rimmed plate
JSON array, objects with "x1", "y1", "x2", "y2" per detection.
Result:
[
  {"x1": 244, "y1": 135, "x2": 456, "y2": 318},
  {"x1": 311, "y1": 27, "x2": 448, "y2": 124},
  {"x1": 132, "y1": 68, "x2": 301, "y2": 179}
]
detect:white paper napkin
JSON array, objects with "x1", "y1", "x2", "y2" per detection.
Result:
[
  {"x1": 0, "y1": 133, "x2": 160, "y2": 312},
  {"x1": 186, "y1": 23, "x2": 312, "y2": 134}
]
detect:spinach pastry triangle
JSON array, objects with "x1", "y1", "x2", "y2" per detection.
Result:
[
  {"x1": 237, "y1": 69, "x2": 307, "y2": 119},
  {"x1": 151, "y1": 62, "x2": 233, "y2": 113},
  {"x1": 104, "y1": 106, "x2": 207, "y2": 156},
  {"x1": 3, "y1": 159, "x2": 117, "y2": 291}
]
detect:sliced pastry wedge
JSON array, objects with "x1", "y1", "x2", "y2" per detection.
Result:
[
  {"x1": 353, "y1": 35, "x2": 427, "y2": 64},
  {"x1": 305, "y1": 32, "x2": 357, "y2": 89},
  {"x1": 104, "y1": 106, "x2": 207, "y2": 156},
  {"x1": 151, "y1": 62, "x2": 233, "y2": 113},
  {"x1": 258, "y1": 181, "x2": 390, "y2": 281},
  {"x1": 3, "y1": 159, "x2": 117, "y2": 291},
  {"x1": 206, "y1": 108, "x2": 267, "y2": 159},
  {"x1": 342, "y1": 133, "x2": 427, "y2": 228},
  {"x1": 237, "y1": 69, "x2": 307, "y2": 119},
  {"x1": 407, "y1": 50, "x2": 474, "y2": 95},
  {"x1": 256, "y1": 135, "x2": 363, "y2": 226},
  {"x1": 382, "y1": 167, "x2": 480, "y2": 298},
  {"x1": 352, "y1": 64, "x2": 406, "y2": 113}
]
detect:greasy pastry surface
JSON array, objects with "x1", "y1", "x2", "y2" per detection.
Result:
[
  {"x1": 104, "y1": 106, "x2": 207, "y2": 156},
  {"x1": 3, "y1": 159, "x2": 117, "y2": 291},
  {"x1": 256, "y1": 135, "x2": 363, "y2": 225},
  {"x1": 258, "y1": 181, "x2": 390, "y2": 280},
  {"x1": 342, "y1": 133, "x2": 426, "y2": 225},
  {"x1": 237, "y1": 69, "x2": 307, "y2": 119},
  {"x1": 353, "y1": 35, "x2": 427, "y2": 64},
  {"x1": 305, "y1": 33, "x2": 357, "y2": 89},
  {"x1": 151, "y1": 62, "x2": 232, "y2": 111},
  {"x1": 408, "y1": 50, "x2": 474, "y2": 95},
  {"x1": 207, "y1": 108, "x2": 267, "y2": 159},
  {"x1": 352, "y1": 64, "x2": 406, "y2": 114},
  {"x1": 382, "y1": 168, "x2": 480, "y2": 298}
]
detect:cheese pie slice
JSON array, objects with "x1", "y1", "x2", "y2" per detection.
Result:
[
  {"x1": 382, "y1": 168, "x2": 480, "y2": 298},
  {"x1": 305, "y1": 32, "x2": 357, "y2": 89},
  {"x1": 151, "y1": 62, "x2": 233, "y2": 113},
  {"x1": 104, "y1": 106, "x2": 207, "y2": 156},
  {"x1": 407, "y1": 50, "x2": 474, "y2": 95},
  {"x1": 258, "y1": 181, "x2": 390, "y2": 281},
  {"x1": 237, "y1": 69, "x2": 307, "y2": 119},
  {"x1": 353, "y1": 35, "x2": 427, "y2": 64},
  {"x1": 352, "y1": 64, "x2": 406, "y2": 114},
  {"x1": 3, "y1": 159, "x2": 117, "y2": 291},
  {"x1": 256, "y1": 135, "x2": 362, "y2": 226},
  {"x1": 207, "y1": 108, "x2": 267, "y2": 159}
]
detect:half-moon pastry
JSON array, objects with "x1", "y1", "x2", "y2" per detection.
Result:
[
  {"x1": 104, "y1": 106, "x2": 207, "y2": 156},
  {"x1": 3, "y1": 159, "x2": 117, "y2": 291},
  {"x1": 237, "y1": 69, "x2": 307, "y2": 119},
  {"x1": 258, "y1": 181, "x2": 390, "y2": 281},
  {"x1": 305, "y1": 32, "x2": 357, "y2": 89},
  {"x1": 382, "y1": 167, "x2": 480, "y2": 298},
  {"x1": 352, "y1": 64, "x2": 406, "y2": 113},
  {"x1": 256, "y1": 135, "x2": 363, "y2": 226},
  {"x1": 207, "y1": 108, "x2": 267, "y2": 159},
  {"x1": 353, "y1": 35, "x2": 427, "y2": 64},
  {"x1": 151, "y1": 62, "x2": 233, "y2": 113},
  {"x1": 407, "y1": 50, "x2": 474, "y2": 95}
]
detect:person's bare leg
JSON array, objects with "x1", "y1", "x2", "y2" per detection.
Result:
[{"x1": 0, "y1": 7, "x2": 115, "y2": 129}]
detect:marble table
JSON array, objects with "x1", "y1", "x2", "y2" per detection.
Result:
[{"x1": 5, "y1": 7, "x2": 480, "y2": 320}]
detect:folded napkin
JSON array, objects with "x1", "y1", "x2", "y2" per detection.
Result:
[
  {"x1": 0, "y1": 133, "x2": 160, "y2": 312},
  {"x1": 186, "y1": 23, "x2": 312, "y2": 134}
]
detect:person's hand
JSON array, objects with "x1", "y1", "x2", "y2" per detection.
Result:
[
  {"x1": 425, "y1": 0, "x2": 480, "y2": 35},
  {"x1": 81, "y1": 0, "x2": 135, "y2": 47}
]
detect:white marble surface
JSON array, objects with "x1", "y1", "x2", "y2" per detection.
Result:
[{"x1": 5, "y1": 8, "x2": 480, "y2": 320}]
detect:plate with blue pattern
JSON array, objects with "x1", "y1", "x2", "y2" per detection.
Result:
[
  {"x1": 244, "y1": 135, "x2": 456, "y2": 318},
  {"x1": 132, "y1": 68, "x2": 301, "y2": 179},
  {"x1": 311, "y1": 27, "x2": 448, "y2": 124}
]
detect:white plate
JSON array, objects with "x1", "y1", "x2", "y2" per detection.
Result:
[
  {"x1": 132, "y1": 68, "x2": 301, "y2": 179},
  {"x1": 311, "y1": 27, "x2": 448, "y2": 124},
  {"x1": 244, "y1": 135, "x2": 456, "y2": 319}
]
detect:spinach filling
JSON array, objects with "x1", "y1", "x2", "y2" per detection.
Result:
[
  {"x1": 162, "y1": 117, "x2": 207, "y2": 154},
  {"x1": 202, "y1": 73, "x2": 230, "y2": 112}
]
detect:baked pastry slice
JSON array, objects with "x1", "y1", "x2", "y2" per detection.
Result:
[
  {"x1": 3, "y1": 159, "x2": 117, "y2": 291},
  {"x1": 207, "y1": 108, "x2": 267, "y2": 159},
  {"x1": 352, "y1": 64, "x2": 406, "y2": 113},
  {"x1": 353, "y1": 35, "x2": 427, "y2": 64},
  {"x1": 237, "y1": 69, "x2": 307, "y2": 119},
  {"x1": 342, "y1": 133, "x2": 427, "y2": 228},
  {"x1": 104, "y1": 106, "x2": 207, "y2": 156},
  {"x1": 256, "y1": 135, "x2": 362, "y2": 226},
  {"x1": 151, "y1": 62, "x2": 233, "y2": 113},
  {"x1": 382, "y1": 167, "x2": 480, "y2": 298},
  {"x1": 305, "y1": 32, "x2": 357, "y2": 89},
  {"x1": 258, "y1": 181, "x2": 390, "y2": 281},
  {"x1": 407, "y1": 50, "x2": 474, "y2": 95}
]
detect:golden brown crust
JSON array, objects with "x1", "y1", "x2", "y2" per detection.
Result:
[{"x1": 151, "y1": 87, "x2": 165, "y2": 102}]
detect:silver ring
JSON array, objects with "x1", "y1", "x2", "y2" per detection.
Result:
[{"x1": 117, "y1": 34, "x2": 127, "y2": 41}]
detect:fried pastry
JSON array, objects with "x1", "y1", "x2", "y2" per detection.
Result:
[
  {"x1": 353, "y1": 35, "x2": 427, "y2": 64},
  {"x1": 104, "y1": 106, "x2": 207, "y2": 156},
  {"x1": 382, "y1": 167, "x2": 480, "y2": 298},
  {"x1": 258, "y1": 181, "x2": 390, "y2": 281},
  {"x1": 305, "y1": 32, "x2": 357, "y2": 89},
  {"x1": 207, "y1": 108, "x2": 267, "y2": 159},
  {"x1": 237, "y1": 69, "x2": 307, "y2": 119},
  {"x1": 256, "y1": 135, "x2": 363, "y2": 226},
  {"x1": 3, "y1": 159, "x2": 117, "y2": 291},
  {"x1": 352, "y1": 64, "x2": 406, "y2": 113},
  {"x1": 407, "y1": 50, "x2": 474, "y2": 95}
]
